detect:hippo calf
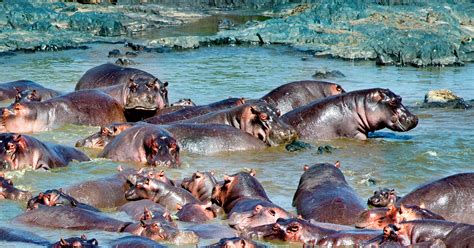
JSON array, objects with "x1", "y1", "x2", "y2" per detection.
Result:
[
  {"x1": 50, "y1": 235, "x2": 98, "y2": 248},
  {"x1": 368, "y1": 188, "x2": 401, "y2": 207},
  {"x1": 0, "y1": 133, "x2": 89, "y2": 171},
  {"x1": 181, "y1": 171, "x2": 218, "y2": 202},
  {"x1": 0, "y1": 80, "x2": 60, "y2": 101},
  {"x1": 0, "y1": 175, "x2": 31, "y2": 200}
]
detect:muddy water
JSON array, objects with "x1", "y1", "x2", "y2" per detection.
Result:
[{"x1": 0, "y1": 43, "x2": 473, "y2": 247}]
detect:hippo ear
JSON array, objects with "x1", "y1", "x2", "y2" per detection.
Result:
[
  {"x1": 90, "y1": 239, "x2": 99, "y2": 245},
  {"x1": 162, "y1": 81, "x2": 168, "y2": 89},
  {"x1": 14, "y1": 87, "x2": 21, "y2": 93},
  {"x1": 303, "y1": 165, "x2": 309, "y2": 171},
  {"x1": 13, "y1": 135, "x2": 27, "y2": 151},
  {"x1": 176, "y1": 203, "x2": 182, "y2": 211},
  {"x1": 30, "y1": 90, "x2": 37, "y2": 97},
  {"x1": 140, "y1": 219, "x2": 147, "y2": 227},
  {"x1": 6, "y1": 179, "x2": 13, "y2": 185},
  {"x1": 249, "y1": 168, "x2": 256, "y2": 177},
  {"x1": 334, "y1": 161, "x2": 341, "y2": 168},
  {"x1": 116, "y1": 165, "x2": 123, "y2": 172},
  {"x1": 210, "y1": 170, "x2": 216, "y2": 176},
  {"x1": 237, "y1": 97, "x2": 246, "y2": 105},
  {"x1": 81, "y1": 234, "x2": 87, "y2": 240},
  {"x1": 59, "y1": 238, "x2": 68, "y2": 246},
  {"x1": 399, "y1": 204, "x2": 407, "y2": 214}
]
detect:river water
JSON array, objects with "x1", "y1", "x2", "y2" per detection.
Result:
[{"x1": 0, "y1": 43, "x2": 473, "y2": 247}]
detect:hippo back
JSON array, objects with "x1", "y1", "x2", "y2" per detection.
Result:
[{"x1": 399, "y1": 173, "x2": 474, "y2": 225}]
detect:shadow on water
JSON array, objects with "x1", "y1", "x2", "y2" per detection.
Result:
[{"x1": 368, "y1": 132, "x2": 414, "y2": 141}]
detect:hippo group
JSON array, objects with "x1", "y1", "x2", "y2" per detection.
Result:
[{"x1": 0, "y1": 62, "x2": 471, "y2": 247}]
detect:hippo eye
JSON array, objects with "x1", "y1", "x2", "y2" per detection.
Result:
[
  {"x1": 194, "y1": 174, "x2": 201, "y2": 179},
  {"x1": 336, "y1": 85, "x2": 342, "y2": 92}
]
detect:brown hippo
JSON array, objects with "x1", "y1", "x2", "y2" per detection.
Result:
[
  {"x1": 27, "y1": 189, "x2": 99, "y2": 212},
  {"x1": 211, "y1": 170, "x2": 286, "y2": 216},
  {"x1": 99, "y1": 124, "x2": 180, "y2": 167},
  {"x1": 0, "y1": 174, "x2": 31, "y2": 200},
  {"x1": 368, "y1": 188, "x2": 401, "y2": 208},
  {"x1": 78, "y1": 122, "x2": 268, "y2": 153},
  {"x1": 260, "y1": 80, "x2": 345, "y2": 114},
  {"x1": 382, "y1": 220, "x2": 474, "y2": 247},
  {"x1": 0, "y1": 133, "x2": 89, "y2": 171},
  {"x1": 14, "y1": 89, "x2": 42, "y2": 103},
  {"x1": 135, "y1": 220, "x2": 199, "y2": 244},
  {"x1": 228, "y1": 204, "x2": 292, "y2": 232},
  {"x1": 281, "y1": 88, "x2": 418, "y2": 140},
  {"x1": 398, "y1": 173, "x2": 474, "y2": 225},
  {"x1": 51, "y1": 235, "x2": 98, "y2": 248},
  {"x1": 110, "y1": 236, "x2": 166, "y2": 248},
  {"x1": 185, "y1": 223, "x2": 237, "y2": 240},
  {"x1": 0, "y1": 227, "x2": 50, "y2": 246},
  {"x1": 206, "y1": 237, "x2": 266, "y2": 248},
  {"x1": 145, "y1": 97, "x2": 245, "y2": 124},
  {"x1": 0, "y1": 90, "x2": 126, "y2": 133},
  {"x1": 0, "y1": 80, "x2": 60, "y2": 101},
  {"x1": 292, "y1": 162, "x2": 366, "y2": 225},
  {"x1": 181, "y1": 171, "x2": 218, "y2": 202},
  {"x1": 176, "y1": 102, "x2": 297, "y2": 146},
  {"x1": 119, "y1": 199, "x2": 175, "y2": 228},
  {"x1": 125, "y1": 177, "x2": 200, "y2": 211},
  {"x1": 176, "y1": 201, "x2": 217, "y2": 223},
  {"x1": 355, "y1": 204, "x2": 444, "y2": 230},
  {"x1": 64, "y1": 169, "x2": 133, "y2": 209},
  {"x1": 75, "y1": 122, "x2": 133, "y2": 149},
  {"x1": 14, "y1": 206, "x2": 131, "y2": 232}
]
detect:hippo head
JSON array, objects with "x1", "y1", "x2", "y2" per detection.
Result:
[
  {"x1": 367, "y1": 188, "x2": 398, "y2": 207},
  {"x1": 176, "y1": 201, "x2": 217, "y2": 223},
  {"x1": 0, "y1": 104, "x2": 38, "y2": 133},
  {"x1": 171, "y1": 98, "x2": 196, "y2": 107},
  {"x1": 75, "y1": 123, "x2": 132, "y2": 148},
  {"x1": 143, "y1": 132, "x2": 180, "y2": 168},
  {"x1": 0, "y1": 133, "x2": 29, "y2": 170},
  {"x1": 211, "y1": 170, "x2": 269, "y2": 211},
  {"x1": 0, "y1": 175, "x2": 31, "y2": 200},
  {"x1": 355, "y1": 207, "x2": 393, "y2": 229},
  {"x1": 14, "y1": 88, "x2": 41, "y2": 103},
  {"x1": 238, "y1": 102, "x2": 297, "y2": 146},
  {"x1": 52, "y1": 234, "x2": 99, "y2": 248},
  {"x1": 124, "y1": 77, "x2": 168, "y2": 111},
  {"x1": 364, "y1": 89, "x2": 418, "y2": 133},
  {"x1": 27, "y1": 189, "x2": 78, "y2": 210},
  {"x1": 229, "y1": 204, "x2": 291, "y2": 231},
  {"x1": 181, "y1": 171, "x2": 217, "y2": 202},
  {"x1": 125, "y1": 177, "x2": 174, "y2": 203}
]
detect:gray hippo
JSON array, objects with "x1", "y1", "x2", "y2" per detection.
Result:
[
  {"x1": 0, "y1": 133, "x2": 89, "y2": 171},
  {"x1": 281, "y1": 88, "x2": 418, "y2": 140},
  {"x1": 0, "y1": 80, "x2": 60, "y2": 102}
]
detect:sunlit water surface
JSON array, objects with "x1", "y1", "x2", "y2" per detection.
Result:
[{"x1": 0, "y1": 43, "x2": 473, "y2": 247}]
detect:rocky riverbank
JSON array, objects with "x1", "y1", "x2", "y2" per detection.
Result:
[{"x1": 1, "y1": 0, "x2": 473, "y2": 67}]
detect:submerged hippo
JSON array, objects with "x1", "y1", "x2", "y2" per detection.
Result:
[
  {"x1": 181, "y1": 171, "x2": 218, "y2": 202},
  {"x1": 134, "y1": 220, "x2": 199, "y2": 244},
  {"x1": 0, "y1": 133, "x2": 89, "y2": 171},
  {"x1": 0, "y1": 227, "x2": 50, "y2": 246},
  {"x1": 0, "y1": 175, "x2": 31, "y2": 200},
  {"x1": 207, "y1": 237, "x2": 265, "y2": 248},
  {"x1": 14, "y1": 206, "x2": 131, "y2": 232},
  {"x1": 176, "y1": 201, "x2": 217, "y2": 223},
  {"x1": 27, "y1": 189, "x2": 99, "y2": 212},
  {"x1": 260, "y1": 80, "x2": 345, "y2": 114},
  {"x1": 281, "y1": 88, "x2": 418, "y2": 140},
  {"x1": 145, "y1": 97, "x2": 245, "y2": 124},
  {"x1": 292, "y1": 162, "x2": 365, "y2": 225},
  {"x1": 177, "y1": 102, "x2": 297, "y2": 146},
  {"x1": 398, "y1": 173, "x2": 474, "y2": 224},
  {"x1": 382, "y1": 220, "x2": 474, "y2": 247},
  {"x1": 75, "y1": 122, "x2": 133, "y2": 149},
  {"x1": 110, "y1": 236, "x2": 166, "y2": 248},
  {"x1": 50, "y1": 235, "x2": 98, "y2": 248},
  {"x1": 228, "y1": 204, "x2": 292, "y2": 232},
  {"x1": 0, "y1": 90, "x2": 126, "y2": 133},
  {"x1": 0, "y1": 80, "x2": 60, "y2": 101},
  {"x1": 99, "y1": 124, "x2": 180, "y2": 167}
]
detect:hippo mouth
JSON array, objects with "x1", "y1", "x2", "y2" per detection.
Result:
[{"x1": 124, "y1": 106, "x2": 158, "y2": 111}]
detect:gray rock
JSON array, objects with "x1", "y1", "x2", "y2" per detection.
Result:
[
  {"x1": 312, "y1": 69, "x2": 345, "y2": 79},
  {"x1": 422, "y1": 89, "x2": 471, "y2": 109}
]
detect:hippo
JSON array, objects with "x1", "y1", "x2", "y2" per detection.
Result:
[
  {"x1": 398, "y1": 173, "x2": 474, "y2": 224},
  {"x1": 0, "y1": 227, "x2": 50, "y2": 246},
  {"x1": 228, "y1": 204, "x2": 292, "y2": 232},
  {"x1": 14, "y1": 89, "x2": 42, "y2": 103},
  {"x1": 281, "y1": 88, "x2": 418, "y2": 140},
  {"x1": 176, "y1": 102, "x2": 297, "y2": 146},
  {"x1": 176, "y1": 201, "x2": 217, "y2": 223},
  {"x1": 206, "y1": 237, "x2": 266, "y2": 248},
  {"x1": 110, "y1": 236, "x2": 166, "y2": 248},
  {"x1": 171, "y1": 98, "x2": 196, "y2": 107},
  {"x1": 50, "y1": 235, "x2": 98, "y2": 248},
  {"x1": 260, "y1": 80, "x2": 345, "y2": 114},
  {"x1": 0, "y1": 80, "x2": 60, "y2": 101},
  {"x1": 76, "y1": 123, "x2": 269, "y2": 153},
  {"x1": 135, "y1": 220, "x2": 199, "y2": 244},
  {"x1": 181, "y1": 171, "x2": 218, "y2": 202},
  {"x1": 125, "y1": 177, "x2": 200, "y2": 211},
  {"x1": 0, "y1": 133, "x2": 89, "y2": 171},
  {"x1": 382, "y1": 220, "x2": 474, "y2": 247},
  {"x1": 127, "y1": 168, "x2": 176, "y2": 187},
  {"x1": 355, "y1": 204, "x2": 444, "y2": 230},
  {"x1": 0, "y1": 175, "x2": 31, "y2": 200},
  {"x1": 368, "y1": 188, "x2": 401, "y2": 208},
  {"x1": 75, "y1": 122, "x2": 133, "y2": 149},
  {"x1": 64, "y1": 170, "x2": 132, "y2": 209},
  {"x1": 292, "y1": 162, "x2": 366, "y2": 225},
  {"x1": 0, "y1": 90, "x2": 126, "y2": 133},
  {"x1": 119, "y1": 200, "x2": 175, "y2": 228},
  {"x1": 185, "y1": 224, "x2": 237, "y2": 240},
  {"x1": 99, "y1": 124, "x2": 180, "y2": 167},
  {"x1": 145, "y1": 97, "x2": 245, "y2": 124},
  {"x1": 27, "y1": 189, "x2": 99, "y2": 212},
  {"x1": 14, "y1": 206, "x2": 131, "y2": 232},
  {"x1": 210, "y1": 170, "x2": 285, "y2": 216}
]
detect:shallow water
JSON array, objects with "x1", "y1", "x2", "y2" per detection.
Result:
[{"x1": 0, "y1": 43, "x2": 473, "y2": 247}]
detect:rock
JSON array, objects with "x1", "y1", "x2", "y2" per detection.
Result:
[
  {"x1": 115, "y1": 58, "x2": 137, "y2": 66},
  {"x1": 422, "y1": 89, "x2": 471, "y2": 109},
  {"x1": 286, "y1": 140, "x2": 312, "y2": 152},
  {"x1": 108, "y1": 49, "x2": 122, "y2": 57},
  {"x1": 312, "y1": 68, "x2": 345, "y2": 79},
  {"x1": 125, "y1": 51, "x2": 138, "y2": 57},
  {"x1": 218, "y1": 18, "x2": 235, "y2": 30}
]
